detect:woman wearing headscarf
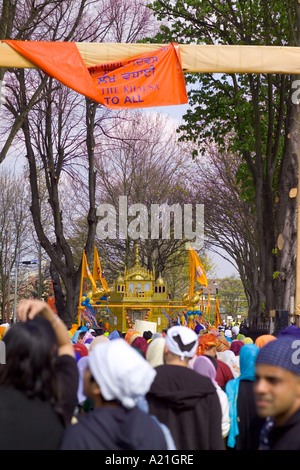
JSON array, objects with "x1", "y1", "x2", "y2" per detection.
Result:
[
  {"x1": 225, "y1": 343, "x2": 265, "y2": 450},
  {"x1": 230, "y1": 340, "x2": 244, "y2": 357},
  {"x1": 131, "y1": 336, "x2": 149, "y2": 357},
  {"x1": 0, "y1": 299, "x2": 78, "y2": 450},
  {"x1": 194, "y1": 356, "x2": 230, "y2": 439},
  {"x1": 230, "y1": 340, "x2": 244, "y2": 368},
  {"x1": 217, "y1": 349, "x2": 240, "y2": 378},
  {"x1": 129, "y1": 332, "x2": 142, "y2": 344}
]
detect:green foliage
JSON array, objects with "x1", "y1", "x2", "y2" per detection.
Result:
[
  {"x1": 218, "y1": 275, "x2": 248, "y2": 317},
  {"x1": 235, "y1": 162, "x2": 256, "y2": 204},
  {"x1": 146, "y1": 0, "x2": 292, "y2": 202},
  {"x1": 147, "y1": 1, "x2": 292, "y2": 46}
]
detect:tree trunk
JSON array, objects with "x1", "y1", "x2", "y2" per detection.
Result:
[
  {"x1": 273, "y1": 1, "x2": 300, "y2": 323},
  {"x1": 20, "y1": 88, "x2": 98, "y2": 327}
]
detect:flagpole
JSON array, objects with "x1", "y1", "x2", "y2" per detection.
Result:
[
  {"x1": 188, "y1": 249, "x2": 195, "y2": 299},
  {"x1": 77, "y1": 250, "x2": 85, "y2": 326},
  {"x1": 208, "y1": 289, "x2": 211, "y2": 325},
  {"x1": 93, "y1": 246, "x2": 108, "y2": 291}
]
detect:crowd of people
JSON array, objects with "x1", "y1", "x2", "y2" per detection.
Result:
[{"x1": 0, "y1": 298, "x2": 300, "y2": 451}]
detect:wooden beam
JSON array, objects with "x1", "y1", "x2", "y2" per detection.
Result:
[{"x1": 1, "y1": 42, "x2": 300, "y2": 74}]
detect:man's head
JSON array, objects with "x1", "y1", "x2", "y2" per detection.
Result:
[
  {"x1": 164, "y1": 326, "x2": 198, "y2": 366},
  {"x1": 83, "y1": 338, "x2": 156, "y2": 408},
  {"x1": 254, "y1": 336, "x2": 300, "y2": 425}
]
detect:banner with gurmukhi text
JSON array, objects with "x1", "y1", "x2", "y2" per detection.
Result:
[{"x1": 3, "y1": 40, "x2": 188, "y2": 109}]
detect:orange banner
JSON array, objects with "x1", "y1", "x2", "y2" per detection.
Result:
[{"x1": 3, "y1": 40, "x2": 187, "y2": 109}]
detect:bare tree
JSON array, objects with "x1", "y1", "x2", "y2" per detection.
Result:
[
  {"x1": 92, "y1": 111, "x2": 196, "y2": 280},
  {"x1": 190, "y1": 143, "x2": 262, "y2": 325},
  {"x1": 0, "y1": 0, "x2": 161, "y2": 326},
  {"x1": 0, "y1": 168, "x2": 35, "y2": 321}
]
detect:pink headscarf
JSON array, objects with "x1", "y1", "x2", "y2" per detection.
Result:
[{"x1": 193, "y1": 355, "x2": 218, "y2": 387}]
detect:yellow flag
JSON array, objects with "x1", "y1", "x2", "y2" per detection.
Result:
[
  {"x1": 82, "y1": 250, "x2": 97, "y2": 290},
  {"x1": 189, "y1": 247, "x2": 208, "y2": 297},
  {"x1": 78, "y1": 250, "x2": 96, "y2": 326},
  {"x1": 93, "y1": 246, "x2": 108, "y2": 291},
  {"x1": 215, "y1": 295, "x2": 222, "y2": 327}
]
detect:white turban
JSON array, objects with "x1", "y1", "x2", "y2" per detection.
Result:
[
  {"x1": 165, "y1": 325, "x2": 198, "y2": 360},
  {"x1": 88, "y1": 338, "x2": 156, "y2": 409},
  {"x1": 232, "y1": 326, "x2": 239, "y2": 335}
]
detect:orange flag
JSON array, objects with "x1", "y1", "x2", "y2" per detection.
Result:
[
  {"x1": 189, "y1": 247, "x2": 208, "y2": 298},
  {"x1": 81, "y1": 250, "x2": 97, "y2": 291},
  {"x1": 3, "y1": 40, "x2": 187, "y2": 109},
  {"x1": 93, "y1": 246, "x2": 108, "y2": 291}
]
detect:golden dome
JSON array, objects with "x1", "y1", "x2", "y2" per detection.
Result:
[
  {"x1": 132, "y1": 273, "x2": 143, "y2": 280},
  {"x1": 116, "y1": 273, "x2": 124, "y2": 284},
  {"x1": 156, "y1": 273, "x2": 165, "y2": 286}
]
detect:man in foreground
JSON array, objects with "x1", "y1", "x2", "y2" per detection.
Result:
[{"x1": 254, "y1": 334, "x2": 300, "y2": 450}]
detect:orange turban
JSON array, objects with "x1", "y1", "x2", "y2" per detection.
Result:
[
  {"x1": 255, "y1": 334, "x2": 277, "y2": 349},
  {"x1": 216, "y1": 336, "x2": 230, "y2": 352},
  {"x1": 124, "y1": 329, "x2": 140, "y2": 344},
  {"x1": 196, "y1": 333, "x2": 218, "y2": 356}
]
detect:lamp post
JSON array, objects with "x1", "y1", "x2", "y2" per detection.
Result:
[
  {"x1": 13, "y1": 250, "x2": 20, "y2": 322},
  {"x1": 13, "y1": 256, "x2": 39, "y2": 321},
  {"x1": 6, "y1": 224, "x2": 12, "y2": 323}
]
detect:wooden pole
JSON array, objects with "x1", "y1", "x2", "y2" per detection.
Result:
[{"x1": 294, "y1": 104, "x2": 300, "y2": 327}]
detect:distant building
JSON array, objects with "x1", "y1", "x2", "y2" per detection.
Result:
[{"x1": 107, "y1": 243, "x2": 171, "y2": 332}]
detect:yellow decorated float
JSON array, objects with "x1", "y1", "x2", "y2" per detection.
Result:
[{"x1": 77, "y1": 243, "x2": 221, "y2": 333}]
